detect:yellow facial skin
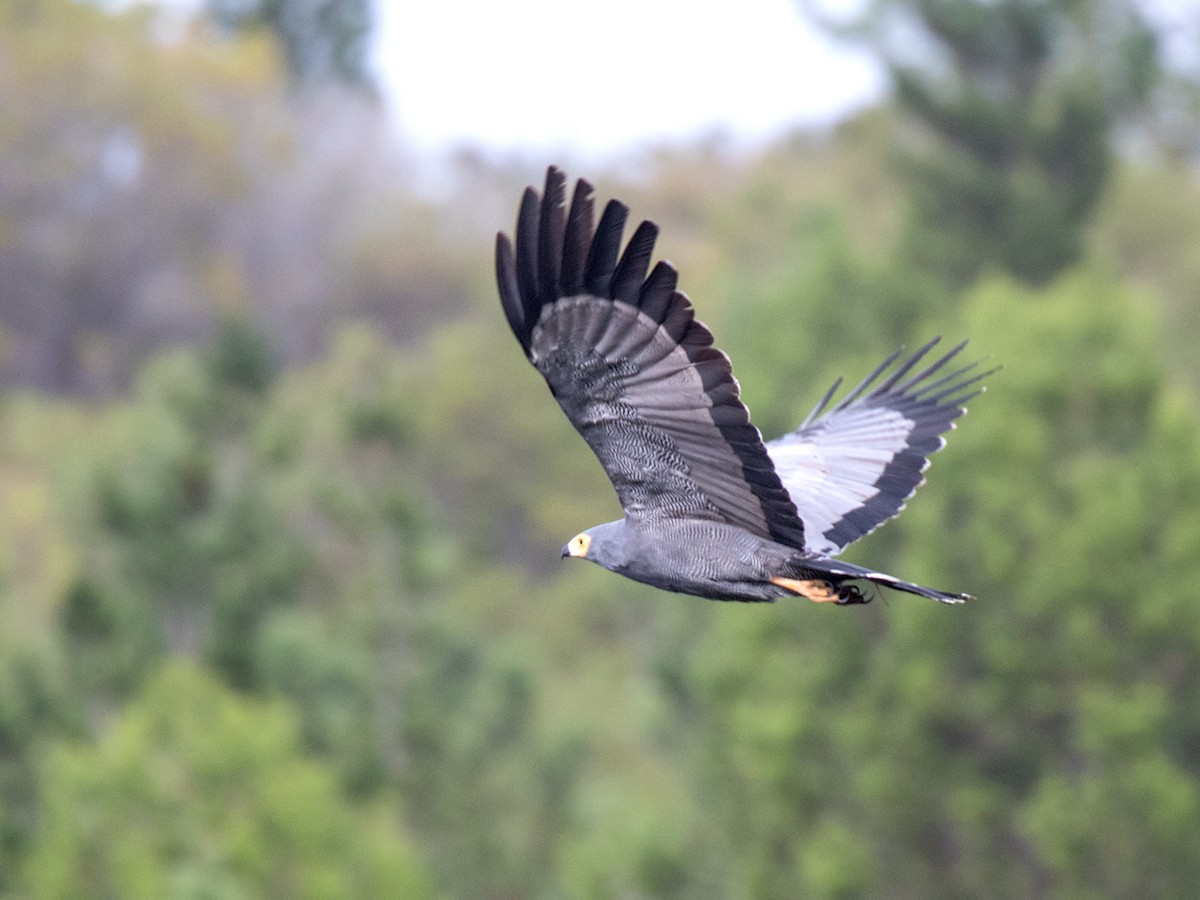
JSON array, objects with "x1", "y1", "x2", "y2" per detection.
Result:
[{"x1": 563, "y1": 532, "x2": 591, "y2": 558}]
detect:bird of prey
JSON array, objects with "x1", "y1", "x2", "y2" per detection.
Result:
[{"x1": 495, "y1": 167, "x2": 990, "y2": 605}]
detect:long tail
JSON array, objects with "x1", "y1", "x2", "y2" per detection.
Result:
[{"x1": 800, "y1": 557, "x2": 972, "y2": 605}]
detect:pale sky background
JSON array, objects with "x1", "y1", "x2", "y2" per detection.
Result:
[{"x1": 372, "y1": 0, "x2": 885, "y2": 159}]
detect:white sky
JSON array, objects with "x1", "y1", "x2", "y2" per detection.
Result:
[{"x1": 373, "y1": 0, "x2": 885, "y2": 158}]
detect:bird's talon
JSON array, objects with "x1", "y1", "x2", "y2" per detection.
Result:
[{"x1": 836, "y1": 584, "x2": 872, "y2": 605}]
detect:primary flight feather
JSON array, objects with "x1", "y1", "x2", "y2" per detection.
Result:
[{"x1": 495, "y1": 167, "x2": 990, "y2": 605}]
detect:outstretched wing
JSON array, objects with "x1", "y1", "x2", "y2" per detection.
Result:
[
  {"x1": 496, "y1": 167, "x2": 806, "y2": 549},
  {"x1": 767, "y1": 339, "x2": 993, "y2": 556}
]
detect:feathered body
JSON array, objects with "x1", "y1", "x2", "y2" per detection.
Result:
[
  {"x1": 577, "y1": 519, "x2": 874, "y2": 604},
  {"x1": 497, "y1": 167, "x2": 992, "y2": 606}
]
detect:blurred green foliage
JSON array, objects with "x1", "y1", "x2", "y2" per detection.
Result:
[
  {"x1": 24, "y1": 664, "x2": 432, "y2": 899},
  {"x1": 805, "y1": 0, "x2": 1162, "y2": 286},
  {"x1": 3, "y1": 0, "x2": 1200, "y2": 897}
]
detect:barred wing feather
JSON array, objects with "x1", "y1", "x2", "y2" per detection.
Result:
[{"x1": 497, "y1": 167, "x2": 809, "y2": 550}]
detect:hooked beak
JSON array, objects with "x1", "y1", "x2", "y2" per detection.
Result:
[{"x1": 560, "y1": 543, "x2": 570, "y2": 559}]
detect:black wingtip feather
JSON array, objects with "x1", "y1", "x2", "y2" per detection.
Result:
[
  {"x1": 495, "y1": 232, "x2": 526, "y2": 348},
  {"x1": 638, "y1": 261, "x2": 678, "y2": 323},
  {"x1": 538, "y1": 167, "x2": 567, "y2": 306},
  {"x1": 802, "y1": 376, "x2": 843, "y2": 428},
  {"x1": 560, "y1": 178, "x2": 595, "y2": 296},
  {"x1": 872, "y1": 337, "x2": 941, "y2": 395},
  {"x1": 895, "y1": 339, "x2": 967, "y2": 394},
  {"x1": 584, "y1": 199, "x2": 628, "y2": 297},
  {"x1": 923, "y1": 366, "x2": 997, "y2": 404},
  {"x1": 610, "y1": 220, "x2": 659, "y2": 304},
  {"x1": 910, "y1": 360, "x2": 979, "y2": 399},
  {"x1": 660, "y1": 292, "x2": 696, "y2": 344},
  {"x1": 515, "y1": 188, "x2": 541, "y2": 332},
  {"x1": 837, "y1": 345, "x2": 906, "y2": 410}
]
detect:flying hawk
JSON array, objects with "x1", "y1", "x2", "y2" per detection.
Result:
[{"x1": 495, "y1": 167, "x2": 990, "y2": 605}]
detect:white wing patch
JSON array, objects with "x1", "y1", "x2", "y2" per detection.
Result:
[
  {"x1": 763, "y1": 338, "x2": 990, "y2": 557},
  {"x1": 768, "y1": 407, "x2": 926, "y2": 556}
]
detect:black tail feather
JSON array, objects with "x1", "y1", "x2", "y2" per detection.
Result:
[{"x1": 797, "y1": 557, "x2": 972, "y2": 605}]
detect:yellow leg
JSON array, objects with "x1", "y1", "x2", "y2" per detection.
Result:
[{"x1": 769, "y1": 576, "x2": 841, "y2": 603}]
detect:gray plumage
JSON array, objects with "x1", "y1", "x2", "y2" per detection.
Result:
[{"x1": 497, "y1": 167, "x2": 992, "y2": 606}]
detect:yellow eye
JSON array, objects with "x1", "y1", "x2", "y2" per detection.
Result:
[{"x1": 566, "y1": 532, "x2": 591, "y2": 557}]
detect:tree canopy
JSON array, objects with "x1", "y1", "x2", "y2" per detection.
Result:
[{"x1": 803, "y1": 0, "x2": 1162, "y2": 285}]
